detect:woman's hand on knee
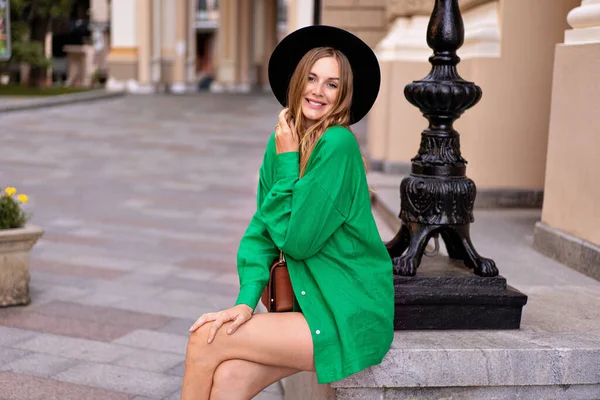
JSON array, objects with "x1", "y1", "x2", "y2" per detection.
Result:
[{"x1": 189, "y1": 304, "x2": 253, "y2": 343}]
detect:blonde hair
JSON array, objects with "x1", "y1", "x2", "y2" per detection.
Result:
[{"x1": 286, "y1": 47, "x2": 369, "y2": 177}]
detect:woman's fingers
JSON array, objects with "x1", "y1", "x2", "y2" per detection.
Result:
[
  {"x1": 277, "y1": 109, "x2": 290, "y2": 134},
  {"x1": 188, "y1": 313, "x2": 217, "y2": 332},
  {"x1": 207, "y1": 312, "x2": 232, "y2": 344},
  {"x1": 226, "y1": 313, "x2": 249, "y2": 335}
]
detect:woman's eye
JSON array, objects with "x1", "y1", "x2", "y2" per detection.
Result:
[
  {"x1": 308, "y1": 76, "x2": 314, "y2": 82},
  {"x1": 328, "y1": 83, "x2": 338, "y2": 89}
]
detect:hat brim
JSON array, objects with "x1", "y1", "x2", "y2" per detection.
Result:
[{"x1": 268, "y1": 25, "x2": 380, "y2": 125}]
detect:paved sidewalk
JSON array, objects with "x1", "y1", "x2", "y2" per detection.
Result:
[
  {"x1": 0, "y1": 93, "x2": 292, "y2": 399},
  {"x1": 0, "y1": 90, "x2": 126, "y2": 113}
]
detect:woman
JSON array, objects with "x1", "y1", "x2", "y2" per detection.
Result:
[{"x1": 181, "y1": 25, "x2": 394, "y2": 400}]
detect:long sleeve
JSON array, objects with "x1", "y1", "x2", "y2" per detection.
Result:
[
  {"x1": 260, "y1": 127, "x2": 360, "y2": 261},
  {"x1": 234, "y1": 143, "x2": 279, "y2": 310}
]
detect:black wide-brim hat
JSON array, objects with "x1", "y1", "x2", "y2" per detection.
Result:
[{"x1": 268, "y1": 25, "x2": 381, "y2": 125}]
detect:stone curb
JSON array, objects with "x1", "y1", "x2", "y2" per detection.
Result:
[{"x1": 0, "y1": 89, "x2": 126, "y2": 114}]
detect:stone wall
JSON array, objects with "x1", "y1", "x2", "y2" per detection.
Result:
[{"x1": 322, "y1": 0, "x2": 388, "y2": 48}]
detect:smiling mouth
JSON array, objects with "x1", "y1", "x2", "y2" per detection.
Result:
[{"x1": 306, "y1": 98, "x2": 326, "y2": 108}]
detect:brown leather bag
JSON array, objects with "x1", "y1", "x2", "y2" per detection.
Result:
[{"x1": 261, "y1": 251, "x2": 294, "y2": 312}]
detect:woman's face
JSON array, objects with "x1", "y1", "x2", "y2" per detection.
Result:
[{"x1": 301, "y1": 56, "x2": 340, "y2": 128}]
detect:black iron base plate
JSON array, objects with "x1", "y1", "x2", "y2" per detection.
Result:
[{"x1": 394, "y1": 256, "x2": 528, "y2": 330}]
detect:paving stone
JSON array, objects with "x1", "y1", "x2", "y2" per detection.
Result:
[
  {"x1": 0, "y1": 347, "x2": 30, "y2": 367},
  {"x1": 0, "y1": 371, "x2": 132, "y2": 400},
  {"x1": 0, "y1": 327, "x2": 37, "y2": 347},
  {"x1": 157, "y1": 318, "x2": 197, "y2": 336},
  {"x1": 14, "y1": 333, "x2": 136, "y2": 363},
  {"x1": 70, "y1": 292, "x2": 128, "y2": 307},
  {"x1": 30, "y1": 259, "x2": 127, "y2": 280},
  {"x1": 160, "y1": 276, "x2": 239, "y2": 296},
  {"x1": 164, "y1": 362, "x2": 185, "y2": 377},
  {"x1": 27, "y1": 284, "x2": 91, "y2": 307},
  {"x1": 1, "y1": 352, "x2": 80, "y2": 379},
  {"x1": 54, "y1": 362, "x2": 181, "y2": 398},
  {"x1": 32, "y1": 301, "x2": 173, "y2": 330},
  {"x1": 88, "y1": 280, "x2": 167, "y2": 298},
  {"x1": 162, "y1": 389, "x2": 182, "y2": 400},
  {"x1": 110, "y1": 296, "x2": 214, "y2": 320},
  {"x1": 112, "y1": 330, "x2": 188, "y2": 355},
  {"x1": 0, "y1": 310, "x2": 136, "y2": 342},
  {"x1": 113, "y1": 348, "x2": 183, "y2": 373},
  {"x1": 156, "y1": 289, "x2": 208, "y2": 304}
]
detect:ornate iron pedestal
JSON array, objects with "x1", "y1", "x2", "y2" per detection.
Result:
[{"x1": 387, "y1": 0, "x2": 527, "y2": 330}]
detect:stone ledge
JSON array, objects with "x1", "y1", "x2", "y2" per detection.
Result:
[
  {"x1": 0, "y1": 89, "x2": 126, "y2": 114},
  {"x1": 335, "y1": 385, "x2": 600, "y2": 400},
  {"x1": 333, "y1": 331, "x2": 600, "y2": 389},
  {"x1": 284, "y1": 331, "x2": 600, "y2": 400},
  {"x1": 534, "y1": 221, "x2": 600, "y2": 281}
]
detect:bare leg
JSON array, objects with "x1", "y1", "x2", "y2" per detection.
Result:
[
  {"x1": 210, "y1": 359, "x2": 300, "y2": 399},
  {"x1": 180, "y1": 312, "x2": 314, "y2": 400}
]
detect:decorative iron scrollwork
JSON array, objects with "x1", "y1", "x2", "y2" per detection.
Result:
[{"x1": 386, "y1": 0, "x2": 498, "y2": 278}]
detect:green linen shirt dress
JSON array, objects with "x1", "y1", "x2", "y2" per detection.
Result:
[{"x1": 234, "y1": 125, "x2": 394, "y2": 384}]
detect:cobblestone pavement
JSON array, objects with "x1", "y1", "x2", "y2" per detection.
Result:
[{"x1": 0, "y1": 93, "x2": 310, "y2": 399}]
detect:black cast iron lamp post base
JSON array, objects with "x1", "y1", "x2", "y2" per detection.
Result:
[
  {"x1": 386, "y1": 0, "x2": 496, "y2": 278},
  {"x1": 386, "y1": 0, "x2": 527, "y2": 330}
]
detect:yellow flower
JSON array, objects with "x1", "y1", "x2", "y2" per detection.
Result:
[
  {"x1": 17, "y1": 194, "x2": 28, "y2": 203},
  {"x1": 5, "y1": 187, "x2": 16, "y2": 196}
]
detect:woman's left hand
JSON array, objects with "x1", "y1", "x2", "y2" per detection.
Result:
[{"x1": 275, "y1": 108, "x2": 299, "y2": 154}]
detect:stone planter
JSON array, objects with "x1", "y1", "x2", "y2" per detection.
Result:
[{"x1": 0, "y1": 225, "x2": 44, "y2": 307}]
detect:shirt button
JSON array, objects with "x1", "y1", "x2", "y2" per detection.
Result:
[
  {"x1": 301, "y1": 291, "x2": 306, "y2": 295},
  {"x1": 316, "y1": 330, "x2": 321, "y2": 335}
]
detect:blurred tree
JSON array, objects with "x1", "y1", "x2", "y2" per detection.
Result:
[{"x1": 3, "y1": 0, "x2": 74, "y2": 86}]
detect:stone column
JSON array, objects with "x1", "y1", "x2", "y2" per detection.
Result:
[
  {"x1": 237, "y1": 0, "x2": 255, "y2": 92},
  {"x1": 170, "y1": 0, "x2": 188, "y2": 93},
  {"x1": 211, "y1": 0, "x2": 239, "y2": 92},
  {"x1": 286, "y1": 0, "x2": 313, "y2": 33},
  {"x1": 106, "y1": 0, "x2": 138, "y2": 91},
  {"x1": 137, "y1": 0, "x2": 154, "y2": 93},
  {"x1": 261, "y1": 0, "x2": 278, "y2": 91},
  {"x1": 151, "y1": 0, "x2": 162, "y2": 88},
  {"x1": 253, "y1": 0, "x2": 266, "y2": 88},
  {"x1": 368, "y1": 15, "x2": 430, "y2": 173},
  {"x1": 533, "y1": 0, "x2": 600, "y2": 280},
  {"x1": 160, "y1": 0, "x2": 176, "y2": 87},
  {"x1": 187, "y1": 0, "x2": 198, "y2": 91},
  {"x1": 90, "y1": 0, "x2": 110, "y2": 72}
]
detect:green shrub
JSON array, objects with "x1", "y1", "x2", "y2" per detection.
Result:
[{"x1": 0, "y1": 187, "x2": 31, "y2": 229}]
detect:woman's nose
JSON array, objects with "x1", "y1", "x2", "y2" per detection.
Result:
[{"x1": 311, "y1": 83, "x2": 324, "y2": 97}]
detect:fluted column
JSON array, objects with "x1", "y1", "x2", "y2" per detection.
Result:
[{"x1": 565, "y1": 0, "x2": 600, "y2": 44}]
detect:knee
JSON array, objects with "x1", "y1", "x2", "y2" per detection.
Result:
[
  {"x1": 211, "y1": 360, "x2": 250, "y2": 399},
  {"x1": 185, "y1": 322, "x2": 234, "y2": 366},
  {"x1": 185, "y1": 324, "x2": 212, "y2": 365}
]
